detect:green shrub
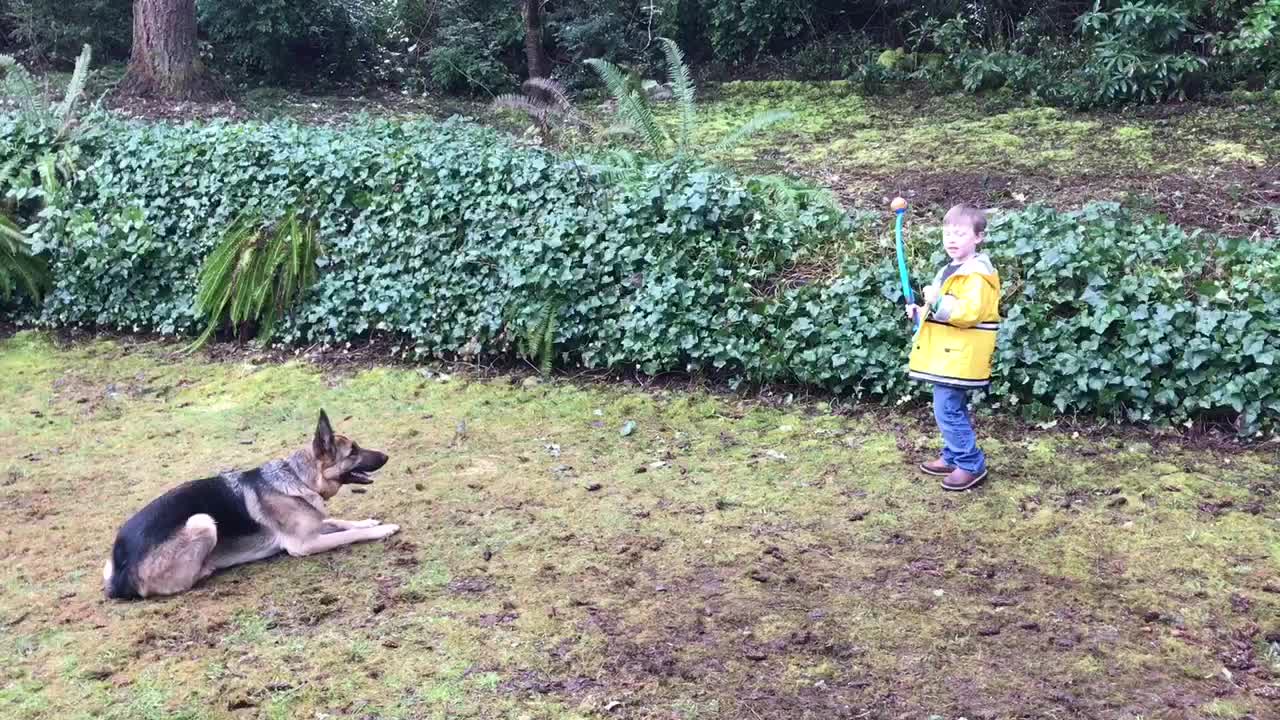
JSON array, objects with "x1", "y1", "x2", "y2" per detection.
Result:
[
  {"x1": 197, "y1": 0, "x2": 374, "y2": 85},
  {"x1": 2, "y1": 0, "x2": 130, "y2": 65},
  {"x1": 1213, "y1": 0, "x2": 1280, "y2": 89},
  {"x1": 985, "y1": 204, "x2": 1279, "y2": 433},
  {"x1": 704, "y1": 0, "x2": 846, "y2": 62},
  {"x1": 425, "y1": 44, "x2": 512, "y2": 95},
  {"x1": 1074, "y1": 1, "x2": 1206, "y2": 106},
  {"x1": 409, "y1": 0, "x2": 521, "y2": 95},
  {"x1": 5, "y1": 114, "x2": 1278, "y2": 435},
  {"x1": 0, "y1": 46, "x2": 93, "y2": 308}
]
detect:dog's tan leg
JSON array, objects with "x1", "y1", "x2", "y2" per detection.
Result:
[
  {"x1": 320, "y1": 518, "x2": 382, "y2": 533},
  {"x1": 282, "y1": 523, "x2": 399, "y2": 557},
  {"x1": 135, "y1": 514, "x2": 219, "y2": 598}
]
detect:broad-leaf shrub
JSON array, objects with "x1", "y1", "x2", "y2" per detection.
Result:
[
  {"x1": 5, "y1": 115, "x2": 1278, "y2": 434},
  {"x1": 198, "y1": 0, "x2": 375, "y2": 85}
]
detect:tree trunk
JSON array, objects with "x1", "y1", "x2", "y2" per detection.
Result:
[
  {"x1": 521, "y1": 0, "x2": 550, "y2": 79},
  {"x1": 119, "y1": 0, "x2": 215, "y2": 99}
]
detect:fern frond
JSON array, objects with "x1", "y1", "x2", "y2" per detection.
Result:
[
  {"x1": 523, "y1": 77, "x2": 573, "y2": 114},
  {"x1": 537, "y1": 304, "x2": 557, "y2": 374},
  {"x1": 711, "y1": 110, "x2": 795, "y2": 155},
  {"x1": 658, "y1": 38, "x2": 696, "y2": 154},
  {"x1": 492, "y1": 94, "x2": 548, "y2": 122},
  {"x1": 0, "y1": 55, "x2": 40, "y2": 116},
  {"x1": 55, "y1": 45, "x2": 93, "y2": 138},
  {"x1": 36, "y1": 153, "x2": 60, "y2": 197},
  {"x1": 0, "y1": 216, "x2": 50, "y2": 303},
  {"x1": 586, "y1": 58, "x2": 666, "y2": 152},
  {"x1": 189, "y1": 209, "x2": 322, "y2": 351}
]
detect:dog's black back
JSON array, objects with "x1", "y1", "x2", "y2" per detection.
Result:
[{"x1": 107, "y1": 473, "x2": 265, "y2": 599}]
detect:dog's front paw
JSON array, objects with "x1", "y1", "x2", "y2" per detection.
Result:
[{"x1": 374, "y1": 524, "x2": 400, "y2": 539}]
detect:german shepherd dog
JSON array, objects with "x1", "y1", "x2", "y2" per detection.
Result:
[{"x1": 103, "y1": 410, "x2": 399, "y2": 600}]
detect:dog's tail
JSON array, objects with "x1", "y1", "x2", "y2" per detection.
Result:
[{"x1": 103, "y1": 543, "x2": 141, "y2": 600}]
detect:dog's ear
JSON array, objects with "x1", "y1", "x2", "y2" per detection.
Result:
[{"x1": 313, "y1": 409, "x2": 336, "y2": 460}]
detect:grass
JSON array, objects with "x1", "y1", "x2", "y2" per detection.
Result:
[{"x1": 1, "y1": 330, "x2": 1278, "y2": 718}]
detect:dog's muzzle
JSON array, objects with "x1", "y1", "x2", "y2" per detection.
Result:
[{"x1": 342, "y1": 450, "x2": 388, "y2": 485}]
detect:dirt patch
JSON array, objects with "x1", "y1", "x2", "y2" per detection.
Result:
[
  {"x1": 95, "y1": 88, "x2": 489, "y2": 126},
  {"x1": 832, "y1": 165, "x2": 1280, "y2": 238}
]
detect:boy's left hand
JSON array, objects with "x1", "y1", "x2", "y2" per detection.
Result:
[{"x1": 922, "y1": 285, "x2": 940, "y2": 307}]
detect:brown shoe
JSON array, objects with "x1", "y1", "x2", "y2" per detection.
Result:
[
  {"x1": 942, "y1": 467, "x2": 988, "y2": 491},
  {"x1": 920, "y1": 458, "x2": 956, "y2": 476}
]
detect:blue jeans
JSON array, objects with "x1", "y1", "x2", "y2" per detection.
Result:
[{"x1": 933, "y1": 384, "x2": 986, "y2": 474}]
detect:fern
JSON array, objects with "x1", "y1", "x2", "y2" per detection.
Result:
[
  {"x1": 54, "y1": 45, "x2": 93, "y2": 138},
  {"x1": 589, "y1": 38, "x2": 794, "y2": 164},
  {"x1": 659, "y1": 38, "x2": 696, "y2": 154},
  {"x1": 711, "y1": 109, "x2": 795, "y2": 155},
  {"x1": 492, "y1": 77, "x2": 585, "y2": 145},
  {"x1": 523, "y1": 78, "x2": 574, "y2": 116},
  {"x1": 1, "y1": 44, "x2": 92, "y2": 130},
  {"x1": 0, "y1": 54, "x2": 40, "y2": 115},
  {"x1": 190, "y1": 210, "x2": 322, "y2": 350},
  {"x1": 493, "y1": 94, "x2": 550, "y2": 121},
  {"x1": 586, "y1": 57, "x2": 667, "y2": 152},
  {"x1": 0, "y1": 216, "x2": 49, "y2": 303},
  {"x1": 0, "y1": 155, "x2": 22, "y2": 193},
  {"x1": 514, "y1": 302, "x2": 560, "y2": 374}
]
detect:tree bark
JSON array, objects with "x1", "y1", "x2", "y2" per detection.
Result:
[
  {"x1": 119, "y1": 0, "x2": 215, "y2": 99},
  {"x1": 521, "y1": 0, "x2": 550, "y2": 79}
]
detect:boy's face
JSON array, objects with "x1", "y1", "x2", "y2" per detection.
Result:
[{"x1": 943, "y1": 222, "x2": 982, "y2": 262}]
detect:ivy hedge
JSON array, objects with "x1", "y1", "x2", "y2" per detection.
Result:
[{"x1": 3, "y1": 114, "x2": 1277, "y2": 434}]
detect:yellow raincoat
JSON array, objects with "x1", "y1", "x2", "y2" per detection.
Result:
[{"x1": 908, "y1": 253, "x2": 1001, "y2": 388}]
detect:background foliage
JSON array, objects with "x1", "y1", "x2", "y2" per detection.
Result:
[
  {"x1": 2, "y1": 114, "x2": 1276, "y2": 434},
  {"x1": 1, "y1": 1, "x2": 1276, "y2": 98}
]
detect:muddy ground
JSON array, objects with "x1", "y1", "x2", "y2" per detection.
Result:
[{"x1": 1, "y1": 332, "x2": 1277, "y2": 719}]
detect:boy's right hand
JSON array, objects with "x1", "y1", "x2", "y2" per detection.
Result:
[{"x1": 905, "y1": 303, "x2": 921, "y2": 321}]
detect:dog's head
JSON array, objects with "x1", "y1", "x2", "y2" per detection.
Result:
[{"x1": 310, "y1": 409, "x2": 389, "y2": 499}]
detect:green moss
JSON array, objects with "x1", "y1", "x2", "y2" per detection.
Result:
[{"x1": 1200, "y1": 140, "x2": 1268, "y2": 167}]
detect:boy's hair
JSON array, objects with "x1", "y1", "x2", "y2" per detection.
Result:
[{"x1": 943, "y1": 204, "x2": 987, "y2": 235}]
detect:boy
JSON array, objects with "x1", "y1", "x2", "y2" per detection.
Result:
[{"x1": 905, "y1": 204, "x2": 1001, "y2": 491}]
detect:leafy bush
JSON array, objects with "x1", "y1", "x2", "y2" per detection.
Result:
[
  {"x1": 985, "y1": 204, "x2": 1279, "y2": 434},
  {"x1": 846, "y1": 51, "x2": 904, "y2": 95},
  {"x1": 1212, "y1": 0, "x2": 1280, "y2": 88},
  {"x1": 197, "y1": 0, "x2": 375, "y2": 85},
  {"x1": 549, "y1": 0, "x2": 688, "y2": 86},
  {"x1": 1074, "y1": 1, "x2": 1206, "y2": 106},
  {"x1": 2, "y1": 0, "x2": 129, "y2": 65},
  {"x1": 425, "y1": 43, "x2": 513, "y2": 95},
  {"x1": 405, "y1": 0, "x2": 521, "y2": 95},
  {"x1": 4, "y1": 114, "x2": 1277, "y2": 435},
  {"x1": 0, "y1": 45, "x2": 93, "y2": 306},
  {"x1": 704, "y1": 0, "x2": 848, "y2": 62}
]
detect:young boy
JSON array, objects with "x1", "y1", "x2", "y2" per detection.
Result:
[{"x1": 905, "y1": 204, "x2": 1001, "y2": 491}]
